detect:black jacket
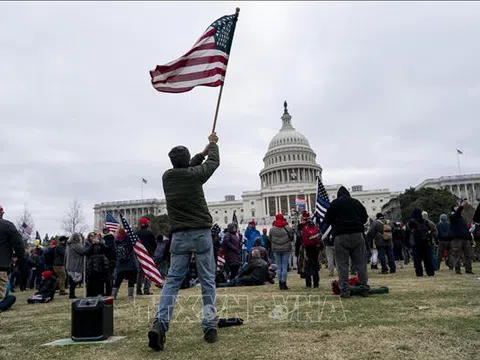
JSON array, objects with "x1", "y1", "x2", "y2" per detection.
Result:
[
  {"x1": 324, "y1": 187, "x2": 368, "y2": 238},
  {"x1": 473, "y1": 203, "x2": 480, "y2": 224},
  {"x1": 37, "y1": 276, "x2": 57, "y2": 299},
  {"x1": 102, "y1": 234, "x2": 117, "y2": 262},
  {"x1": 53, "y1": 244, "x2": 66, "y2": 266},
  {"x1": 0, "y1": 218, "x2": 25, "y2": 271},
  {"x1": 450, "y1": 206, "x2": 471, "y2": 240},
  {"x1": 238, "y1": 258, "x2": 269, "y2": 285},
  {"x1": 136, "y1": 228, "x2": 156, "y2": 256}
]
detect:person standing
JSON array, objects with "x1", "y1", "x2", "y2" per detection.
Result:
[
  {"x1": 436, "y1": 214, "x2": 454, "y2": 270},
  {"x1": 324, "y1": 232, "x2": 335, "y2": 277},
  {"x1": 298, "y1": 214, "x2": 321, "y2": 288},
  {"x1": 324, "y1": 186, "x2": 370, "y2": 298},
  {"x1": 53, "y1": 236, "x2": 68, "y2": 295},
  {"x1": 65, "y1": 233, "x2": 88, "y2": 299},
  {"x1": 148, "y1": 133, "x2": 220, "y2": 351},
  {"x1": 244, "y1": 220, "x2": 260, "y2": 263},
  {"x1": 368, "y1": 213, "x2": 396, "y2": 274},
  {"x1": 0, "y1": 206, "x2": 25, "y2": 311},
  {"x1": 112, "y1": 227, "x2": 137, "y2": 299},
  {"x1": 102, "y1": 227, "x2": 116, "y2": 296},
  {"x1": 269, "y1": 213, "x2": 294, "y2": 290},
  {"x1": 450, "y1": 200, "x2": 475, "y2": 275},
  {"x1": 136, "y1": 217, "x2": 156, "y2": 296},
  {"x1": 407, "y1": 209, "x2": 435, "y2": 277},
  {"x1": 222, "y1": 223, "x2": 242, "y2": 279}
]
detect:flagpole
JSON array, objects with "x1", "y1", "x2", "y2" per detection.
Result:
[
  {"x1": 141, "y1": 179, "x2": 144, "y2": 200},
  {"x1": 457, "y1": 152, "x2": 462, "y2": 175},
  {"x1": 211, "y1": 7, "x2": 240, "y2": 133}
]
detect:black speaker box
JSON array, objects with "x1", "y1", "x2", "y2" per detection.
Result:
[{"x1": 71, "y1": 297, "x2": 114, "y2": 341}]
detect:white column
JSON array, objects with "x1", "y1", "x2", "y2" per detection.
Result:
[
  {"x1": 266, "y1": 197, "x2": 270, "y2": 217},
  {"x1": 287, "y1": 195, "x2": 291, "y2": 213}
]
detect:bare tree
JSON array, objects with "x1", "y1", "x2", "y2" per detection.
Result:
[
  {"x1": 61, "y1": 199, "x2": 89, "y2": 234},
  {"x1": 17, "y1": 204, "x2": 35, "y2": 242}
]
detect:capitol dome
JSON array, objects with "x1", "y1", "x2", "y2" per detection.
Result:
[{"x1": 259, "y1": 102, "x2": 322, "y2": 190}]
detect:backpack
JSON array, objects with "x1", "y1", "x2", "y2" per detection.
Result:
[
  {"x1": 302, "y1": 225, "x2": 320, "y2": 247},
  {"x1": 413, "y1": 220, "x2": 431, "y2": 245},
  {"x1": 381, "y1": 221, "x2": 393, "y2": 241}
]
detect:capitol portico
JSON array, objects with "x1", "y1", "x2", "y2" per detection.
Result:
[{"x1": 93, "y1": 102, "x2": 480, "y2": 231}]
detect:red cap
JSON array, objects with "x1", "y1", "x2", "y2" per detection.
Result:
[
  {"x1": 42, "y1": 270, "x2": 53, "y2": 278},
  {"x1": 262, "y1": 228, "x2": 267, "y2": 233},
  {"x1": 249, "y1": 219, "x2": 256, "y2": 226},
  {"x1": 139, "y1": 217, "x2": 150, "y2": 227},
  {"x1": 51, "y1": 240, "x2": 57, "y2": 247}
]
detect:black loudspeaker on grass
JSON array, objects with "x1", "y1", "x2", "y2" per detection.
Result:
[{"x1": 71, "y1": 297, "x2": 114, "y2": 341}]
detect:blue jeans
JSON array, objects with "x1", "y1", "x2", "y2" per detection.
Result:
[
  {"x1": 377, "y1": 246, "x2": 396, "y2": 273},
  {"x1": 274, "y1": 252, "x2": 290, "y2": 282},
  {"x1": 155, "y1": 229, "x2": 217, "y2": 333}
]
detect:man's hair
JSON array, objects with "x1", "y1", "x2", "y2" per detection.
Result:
[
  {"x1": 251, "y1": 249, "x2": 261, "y2": 259},
  {"x1": 168, "y1": 146, "x2": 191, "y2": 168},
  {"x1": 254, "y1": 237, "x2": 261, "y2": 247}
]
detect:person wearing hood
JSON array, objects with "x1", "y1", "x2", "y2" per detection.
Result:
[
  {"x1": 222, "y1": 223, "x2": 242, "y2": 279},
  {"x1": 149, "y1": 132, "x2": 220, "y2": 351},
  {"x1": 112, "y1": 227, "x2": 137, "y2": 299},
  {"x1": 324, "y1": 186, "x2": 370, "y2": 298},
  {"x1": 136, "y1": 217, "x2": 156, "y2": 296},
  {"x1": 436, "y1": 214, "x2": 454, "y2": 270},
  {"x1": 407, "y1": 208, "x2": 435, "y2": 277},
  {"x1": 269, "y1": 213, "x2": 294, "y2": 290},
  {"x1": 422, "y1": 211, "x2": 439, "y2": 270},
  {"x1": 449, "y1": 200, "x2": 474, "y2": 275},
  {"x1": 367, "y1": 213, "x2": 396, "y2": 274}
]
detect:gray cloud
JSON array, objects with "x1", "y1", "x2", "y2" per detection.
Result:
[{"x1": 1, "y1": 1, "x2": 479, "y2": 235}]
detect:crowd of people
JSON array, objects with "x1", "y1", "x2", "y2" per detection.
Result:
[{"x1": 1, "y1": 132, "x2": 479, "y2": 353}]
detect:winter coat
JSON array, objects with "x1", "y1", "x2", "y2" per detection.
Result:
[
  {"x1": 248, "y1": 246, "x2": 270, "y2": 263},
  {"x1": 324, "y1": 187, "x2": 368, "y2": 238},
  {"x1": 136, "y1": 227, "x2": 156, "y2": 256},
  {"x1": 36, "y1": 276, "x2": 57, "y2": 299},
  {"x1": 0, "y1": 218, "x2": 25, "y2": 271},
  {"x1": 163, "y1": 143, "x2": 219, "y2": 234},
  {"x1": 65, "y1": 243, "x2": 88, "y2": 273},
  {"x1": 239, "y1": 258, "x2": 269, "y2": 285},
  {"x1": 368, "y1": 219, "x2": 392, "y2": 248},
  {"x1": 437, "y1": 215, "x2": 454, "y2": 241},
  {"x1": 450, "y1": 206, "x2": 472, "y2": 240},
  {"x1": 392, "y1": 228, "x2": 404, "y2": 248},
  {"x1": 53, "y1": 244, "x2": 66, "y2": 266},
  {"x1": 244, "y1": 227, "x2": 261, "y2": 252},
  {"x1": 223, "y1": 225, "x2": 242, "y2": 266},
  {"x1": 115, "y1": 234, "x2": 137, "y2": 273},
  {"x1": 86, "y1": 243, "x2": 109, "y2": 276},
  {"x1": 269, "y1": 225, "x2": 294, "y2": 253},
  {"x1": 102, "y1": 233, "x2": 117, "y2": 263}
]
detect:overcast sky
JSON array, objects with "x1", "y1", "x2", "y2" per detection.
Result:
[{"x1": 1, "y1": 1, "x2": 479, "y2": 236}]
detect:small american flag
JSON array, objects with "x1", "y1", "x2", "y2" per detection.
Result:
[
  {"x1": 150, "y1": 11, "x2": 239, "y2": 93},
  {"x1": 105, "y1": 213, "x2": 120, "y2": 233},
  {"x1": 457, "y1": 149, "x2": 464, "y2": 155},
  {"x1": 120, "y1": 214, "x2": 164, "y2": 287},
  {"x1": 314, "y1": 177, "x2": 331, "y2": 236},
  {"x1": 142, "y1": 178, "x2": 148, "y2": 184},
  {"x1": 21, "y1": 222, "x2": 32, "y2": 235}
]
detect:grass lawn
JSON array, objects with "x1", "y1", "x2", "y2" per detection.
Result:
[{"x1": 1, "y1": 266, "x2": 479, "y2": 360}]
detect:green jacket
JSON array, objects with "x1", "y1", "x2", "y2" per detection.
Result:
[{"x1": 163, "y1": 143, "x2": 220, "y2": 234}]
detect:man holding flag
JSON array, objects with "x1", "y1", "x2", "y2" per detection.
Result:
[
  {"x1": 148, "y1": 132, "x2": 220, "y2": 350},
  {"x1": 147, "y1": 9, "x2": 238, "y2": 351}
]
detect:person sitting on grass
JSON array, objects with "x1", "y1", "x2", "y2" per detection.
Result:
[
  {"x1": 248, "y1": 238, "x2": 270, "y2": 264},
  {"x1": 217, "y1": 249, "x2": 272, "y2": 287},
  {"x1": 27, "y1": 270, "x2": 57, "y2": 304}
]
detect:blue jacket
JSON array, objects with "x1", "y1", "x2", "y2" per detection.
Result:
[
  {"x1": 244, "y1": 227, "x2": 260, "y2": 252},
  {"x1": 436, "y1": 214, "x2": 454, "y2": 241}
]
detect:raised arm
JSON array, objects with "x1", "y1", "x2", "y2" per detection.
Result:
[{"x1": 192, "y1": 133, "x2": 220, "y2": 184}]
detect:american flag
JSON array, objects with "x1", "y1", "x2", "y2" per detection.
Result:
[
  {"x1": 314, "y1": 177, "x2": 331, "y2": 237},
  {"x1": 120, "y1": 214, "x2": 164, "y2": 287},
  {"x1": 150, "y1": 11, "x2": 239, "y2": 93},
  {"x1": 142, "y1": 178, "x2": 148, "y2": 184},
  {"x1": 21, "y1": 222, "x2": 32, "y2": 235},
  {"x1": 105, "y1": 213, "x2": 120, "y2": 233}
]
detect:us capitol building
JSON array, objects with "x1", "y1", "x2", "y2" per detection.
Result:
[{"x1": 93, "y1": 102, "x2": 480, "y2": 230}]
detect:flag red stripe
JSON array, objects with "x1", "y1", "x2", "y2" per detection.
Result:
[
  {"x1": 152, "y1": 67, "x2": 226, "y2": 85},
  {"x1": 150, "y1": 43, "x2": 216, "y2": 76},
  {"x1": 151, "y1": 55, "x2": 228, "y2": 83},
  {"x1": 134, "y1": 241, "x2": 164, "y2": 286},
  {"x1": 152, "y1": 79, "x2": 224, "y2": 94},
  {"x1": 195, "y1": 27, "x2": 216, "y2": 45}
]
